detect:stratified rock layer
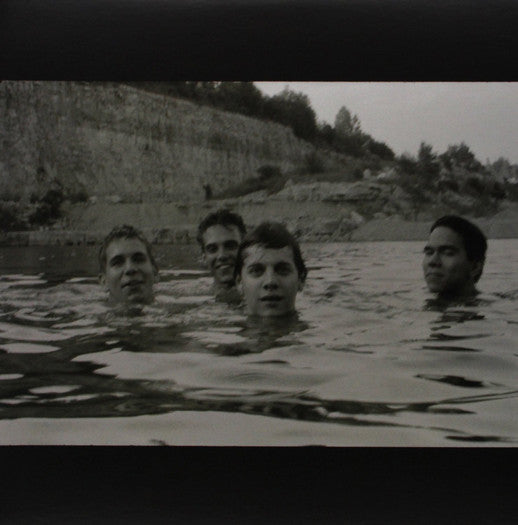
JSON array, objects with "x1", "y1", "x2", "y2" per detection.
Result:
[{"x1": 0, "y1": 81, "x2": 315, "y2": 202}]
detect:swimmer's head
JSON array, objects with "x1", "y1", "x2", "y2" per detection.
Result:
[
  {"x1": 235, "y1": 222, "x2": 307, "y2": 317},
  {"x1": 423, "y1": 215, "x2": 487, "y2": 298},
  {"x1": 99, "y1": 225, "x2": 158, "y2": 305},
  {"x1": 197, "y1": 209, "x2": 246, "y2": 289}
]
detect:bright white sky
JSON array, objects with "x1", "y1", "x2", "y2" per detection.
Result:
[{"x1": 255, "y1": 82, "x2": 518, "y2": 165}]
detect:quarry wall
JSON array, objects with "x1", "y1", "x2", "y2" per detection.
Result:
[{"x1": 0, "y1": 81, "x2": 317, "y2": 202}]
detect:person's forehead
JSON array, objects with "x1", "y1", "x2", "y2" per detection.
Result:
[
  {"x1": 106, "y1": 237, "x2": 149, "y2": 258},
  {"x1": 203, "y1": 224, "x2": 242, "y2": 244},
  {"x1": 427, "y1": 226, "x2": 464, "y2": 247},
  {"x1": 243, "y1": 245, "x2": 295, "y2": 264}
]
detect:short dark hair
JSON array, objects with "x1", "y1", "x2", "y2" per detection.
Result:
[
  {"x1": 99, "y1": 224, "x2": 157, "y2": 274},
  {"x1": 430, "y1": 215, "x2": 487, "y2": 282},
  {"x1": 234, "y1": 222, "x2": 307, "y2": 282},
  {"x1": 196, "y1": 209, "x2": 246, "y2": 247}
]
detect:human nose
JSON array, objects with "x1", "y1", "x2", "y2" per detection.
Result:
[
  {"x1": 216, "y1": 246, "x2": 231, "y2": 260},
  {"x1": 427, "y1": 251, "x2": 441, "y2": 266},
  {"x1": 123, "y1": 259, "x2": 137, "y2": 274},
  {"x1": 262, "y1": 267, "x2": 279, "y2": 290}
]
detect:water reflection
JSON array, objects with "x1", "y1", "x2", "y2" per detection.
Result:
[{"x1": 0, "y1": 241, "x2": 517, "y2": 445}]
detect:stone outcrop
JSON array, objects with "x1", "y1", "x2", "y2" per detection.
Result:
[
  {"x1": 0, "y1": 81, "x2": 317, "y2": 202},
  {"x1": 276, "y1": 180, "x2": 390, "y2": 203},
  {"x1": 2, "y1": 81, "x2": 518, "y2": 246}
]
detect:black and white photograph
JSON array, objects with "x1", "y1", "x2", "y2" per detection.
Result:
[
  {"x1": 1, "y1": 80, "x2": 517, "y2": 446},
  {"x1": 2, "y1": 1, "x2": 518, "y2": 522}
]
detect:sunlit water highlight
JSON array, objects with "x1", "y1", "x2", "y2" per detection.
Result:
[{"x1": 0, "y1": 240, "x2": 517, "y2": 446}]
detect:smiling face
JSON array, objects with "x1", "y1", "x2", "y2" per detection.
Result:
[
  {"x1": 423, "y1": 226, "x2": 481, "y2": 298},
  {"x1": 100, "y1": 238, "x2": 157, "y2": 305},
  {"x1": 202, "y1": 224, "x2": 243, "y2": 289},
  {"x1": 238, "y1": 245, "x2": 303, "y2": 317}
]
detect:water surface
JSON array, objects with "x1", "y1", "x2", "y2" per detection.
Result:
[{"x1": 0, "y1": 240, "x2": 517, "y2": 445}]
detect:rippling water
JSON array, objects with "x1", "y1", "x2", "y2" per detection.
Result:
[{"x1": 0, "y1": 240, "x2": 517, "y2": 445}]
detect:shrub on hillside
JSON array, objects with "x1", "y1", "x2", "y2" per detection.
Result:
[
  {"x1": 367, "y1": 139, "x2": 395, "y2": 161},
  {"x1": 0, "y1": 203, "x2": 27, "y2": 231},
  {"x1": 333, "y1": 133, "x2": 365, "y2": 157},
  {"x1": 398, "y1": 154, "x2": 418, "y2": 175},
  {"x1": 417, "y1": 142, "x2": 441, "y2": 185},
  {"x1": 303, "y1": 151, "x2": 325, "y2": 174},
  {"x1": 490, "y1": 181, "x2": 506, "y2": 200},
  {"x1": 29, "y1": 188, "x2": 64, "y2": 226},
  {"x1": 352, "y1": 167, "x2": 363, "y2": 181},
  {"x1": 257, "y1": 165, "x2": 282, "y2": 181},
  {"x1": 68, "y1": 189, "x2": 89, "y2": 203},
  {"x1": 439, "y1": 143, "x2": 483, "y2": 172},
  {"x1": 395, "y1": 172, "x2": 430, "y2": 204},
  {"x1": 504, "y1": 182, "x2": 518, "y2": 201},
  {"x1": 436, "y1": 178, "x2": 459, "y2": 192},
  {"x1": 214, "y1": 172, "x2": 288, "y2": 199},
  {"x1": 464, "y1": 176, "x2": 485, "y2": 196}
]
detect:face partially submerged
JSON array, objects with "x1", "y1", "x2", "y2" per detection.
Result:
[
  {"x1": 423, "y1": 226, "x2": 482, "y2": 298},
  {"x1": 100, "y1": 238, "x2": 157, "y2": 305},
  {"x1": 202, "y1": 224, "x2": 242, "y2": 289},
  {"x1": 238, "y1": 245, "x2": 303, "y2": 317}
]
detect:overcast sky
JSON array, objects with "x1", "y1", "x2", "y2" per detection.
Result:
[{"x1": 255, "y1": 82, "x2": 518, "y2": 165}]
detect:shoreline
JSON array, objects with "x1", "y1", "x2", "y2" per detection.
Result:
[{"x1": 2, "y1": 214, "x2": 518, "y2": 247}]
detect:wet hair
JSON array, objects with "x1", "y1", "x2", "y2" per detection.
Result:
[
  {"x1": 98, "y1": 224, "x2": 157, "y2": 274},
  {"x1": 234, "y1": 221, "x2": 307, "y2": 282},
  {"x1": 196, "y1": 209, "x2": 246, "y2": 248},
  {"x1": 430, "y1": 215, "x2": 487, "y2": 282}
]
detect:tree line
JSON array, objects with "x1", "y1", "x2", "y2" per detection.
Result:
[
  {"x1": 126, "y1": 81, "x2": 518, "y2": 188},
  {"x1": 124, "y1": 81, "x2": 396, "y2": 161}
]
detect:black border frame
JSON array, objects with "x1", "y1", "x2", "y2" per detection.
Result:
[
  {"x1": 2, "y1": 1, "x2": 517, "y2": 522},
  {"x1": 2, "y1": 0, "x2": 516, "y2": 80}
]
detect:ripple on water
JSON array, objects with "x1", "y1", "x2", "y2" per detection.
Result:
[
  {"x1": 0, "y1": 342, "x2": 59, "y2": 353},
  {"x1": 29, "y1": 385, "x2": 80, "y2": 394},
  {"x1": 0, "y1": 321, "x2": 114, "y2": 342},
  {"x1": 183, "y1": 330, "x2": 248, "y2": 346},
  {"x1": 0, "y1": 240, "x2": 517, "y2": 445}
]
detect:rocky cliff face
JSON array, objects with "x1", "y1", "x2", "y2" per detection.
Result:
[{"x1": 0, "y1": 81, "x2": 315, "y2": 202}]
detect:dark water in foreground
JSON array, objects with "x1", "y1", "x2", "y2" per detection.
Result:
[{"x1": 0, "y1": 240, "x2": 517, "y2": 445}]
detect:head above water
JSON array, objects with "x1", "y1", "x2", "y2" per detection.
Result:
[
  {"x1": 432, "y1": 215, "x2": 487, "y2": 267},
  {"x1": 196, "y1": 209, "x2": 247, "y2": 248},
  {"x1": 99, "y1": 225, "x2": 158, "y2": 305},
  {"x1": 235, "y1": 222, "x2": 307, "y2": 318},
  {"x1": 423, "y1": 215, "x2": 487, "y2": 299},
  {"x1": 197, "y1": 209, "x2": 247, "y2": 290},
  {"x1": 235, "y1": 222, "x2": 307, "y2": 281}
]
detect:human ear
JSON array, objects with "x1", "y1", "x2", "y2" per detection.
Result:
[{"x1": 470, "y1": 260, "x2": 483, "y2": 281}]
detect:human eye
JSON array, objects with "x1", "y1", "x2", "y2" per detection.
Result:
[
  {"x1": 133, "y1": 253, "x2": 147, "y2": 264},
  {"x1": 205, "y1": 244, "x2": 217, "y2": 254},
  {"x1": 109, "y1": 255, "x2": 124, "y2": 267},
  {"x1": 224, "y1": 240, "x2": 239, "y2": 250},
  {"x1": 423, "y1": 246, "x2": 433, "y2": 256},
  {"x1": 247, "y1": 264, "x2": 264, "y2": 277},
  {"x1": 275, "y1": 263, "x2": 294, "y2": 276},
  {"x1": 438, "y1": 246, "x2": 457, "y2": 257}
]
